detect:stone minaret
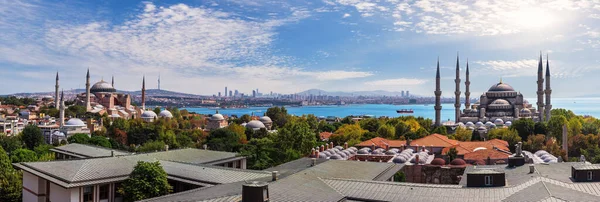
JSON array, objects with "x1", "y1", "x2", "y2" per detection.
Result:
[
  {"x1": 464, "y1": 59, "x2": 470, "y2": 110},
  {"x1": 111, "y1": 75, "x2": 114, "y2": 88},
  {"x1": 434, "y1": 58, "x2": 442, "y2": 126},
  {"x1": 454, "y1": 54, "x2": 461, "y2": 123},
  {"x1": 158, "y1": 73, "x2": 161, "y2": 90},
  {"x1": 545, "y1": 54, "x2": 552, "y2": 122},
  {"x1": 55, "y1": 72, "x2": 59, "y2": 109},
  {"x1": 86, "y1": 68, "x2": 91, "y2": 111},
  {"x1": 536, "y1": 53, "x2": 544, "y2": 122},
  {"x1": 59, "y1": 90, "x2": 65, "y2": 127},
  {"x1": 142, "y1": 76, "x2": 146, "y2": 110}
]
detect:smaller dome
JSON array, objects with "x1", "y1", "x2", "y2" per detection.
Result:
[
  {"x1": 359, "y1": 148, "x2": 372, "y2": 152},
  {"x1": 65, "y1": 118, "x2": 86, "y2": 126},
  {"x1": 329, "y1": 154, "x2": 343, "y2": 160},
  {"x1": 465, "y1": 122, "x2": 475, "y2": 127},
  {"x1": 334, "y1": 146, "x2": 344, "y2": 150},
  {"x1": 159, "y1": 110, "x2": 173, "y2": 118},
  {"x1": 372, "y1": 150, "x2": 384, "y2": 155},
  {"x1": 393, "y1": 156, "x2": 408, "y2": 164},
  {"x1": 476, "y1": 122, "x2": 484, "y2": 127},
  {"x1": 357, "y1": 149, "x2": 369, "y2": 154},
  {"x1": 494, "y1": 119, "x2": 504, "y2": 125},
  {"x1": 385, "y1": 150, "x2": 397, "y2": 155},
  {"x1": 141, "y1": 111, "x2": 158, "y2": 118},
  {"x1": 246, "y1": 120, "x2": 266, "y2": 129},
  {"x1": 450, "y1": 159, "x2": 466, "y2": 165},
  {"x1": 348, "y1": 147, "x2": 358, "y2": 151},
  {"x1": 211, "y1": 114, "x2": 225, "y2": 121},
  {"x1": 474, "y1": 159, "x2": 486, "y2": 165},
  {"x1": 520, "y1": 108, "x2": 532, "y2": 114},
  {"x1": 523, "y1": 99, "x2": 530, "y2": 104},
  {"x1": 318, "y1": 153, "x2": 327, "y2": 158},
  {"x1": 490, "y1": 99, "x2": 510, "y2": 105},
  {"x1": 337, "y1": 152, "x2": 347, "y2": 158},
  {"x1": 259, "y1": 116, "x2": 272, "y2": 123},
  {"x1": 431, "y1": 158, "x2": 445, "y2": 166},
  {"x1": 505, "y1": 121, "x2": 512, "y2": 127}
]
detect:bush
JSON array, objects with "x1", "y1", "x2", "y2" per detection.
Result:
[
  {"x1": 21, "y1": 125, "x2": 44, "y2": 150},
  {"x1": 118, "y1": 161, "x2": 172, "y2": 201},
  {"x1": 10, "y1": 149, "x2": 38, "y2": 163}
]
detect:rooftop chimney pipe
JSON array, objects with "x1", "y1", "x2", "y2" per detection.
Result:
[
  {"x1": 271, "y1": 171, "x2": 278, "y2": 181},
  {"x1": 242, "y1": 181, "x2": 269, "y2": 202}
]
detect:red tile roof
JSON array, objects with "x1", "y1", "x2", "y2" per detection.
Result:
[
  {"x1": 463, "y1": 148, "x2": 510, "y2": 161},
  {"x1": 319, "y1": 132, "x2": 333, "y2": 140},
  {"x1": 441, "y1": 139, "x2": 509, "y2": 155},
  {"x1": 355, "y1": 137, "x2": 406, "y2": 149},
  {"x1": 410, "y1": 134, "x2": 459, "y2": 148}
]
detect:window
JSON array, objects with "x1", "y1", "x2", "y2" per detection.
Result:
[
  {"x1": 484, "y1": 176, "x2": 492, "y2": 186},
  {"x1": 83, "y1": 186, "x2": 94, "y2": 202},
  {"x1": 588, "y1": 171, "x2": 593, "y2": 180},
  {"x1": 99, "y1": 184, "x2": 109, "y2": 200}
]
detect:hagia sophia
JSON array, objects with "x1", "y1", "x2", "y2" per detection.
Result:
[{"x1": 434, "y1": 53, "x2": 552, "y2": 131}]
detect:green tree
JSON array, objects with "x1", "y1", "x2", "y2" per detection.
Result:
[
  {"x1": 431, "y1": 126, "x2": 447, "y2": 135},
  {"x1": 567, "y1": 118, "x2": 582, "y2": 137},
  {"x1": 89, "y1": 136, "x2": 111, "y2": 148},
  {"x1": 394, "y1": 122, "x2": 410, "y2": 139},
  {"x1": 137, "y1": 140, "x2": 166, "y2": 153},
  {"x1": 551, "y1": 108, "x2": 576, "y2": 120},
  {"x1": 377, "y1": 124, "x2": 395, "y2": 139},
  {"x1": 447, "y1": 147, "x2": 458, "y2": 162},
  {"x1": 33, "y1": 144, "x2": 54, "y2": 156},
  {"x1": 153, "y1": 107, "x2": 162, "y2": 116},
  {"x1": 118, "y1": 161, "x2": 172, "y2": 201},
  {"x1": 0, "y1": 146, "x2": 22, "y2": 202},
  {"x1": 66, "y1": 105, "x2": 88, "y2": 117},
  {"x1": 206, "y1": 129, "x2": 241, "y2": 152},
  {"x1": 239, "y1": 114, "x2": 252, "y2": 123},
  {"x1": 524, "y1": 134, "x2": 546, "y2": 152},
  {"x1": 361, "y1": 131, "x2": 378, "y2": 141},
  {"x1": 510, "y1": 118, "x2": 535, "y2": 141},
  {"x1": 67, "y1": 133, "x2": 90, "y2": 144},
  {"x1": 451, "y1": 127, "x2": 472, "y2": 141},
  {"x1": 10, "y1": 148, "x2": 38, "y2": 163},
  {"x1": 159, "y1": 130, "x2": 179, "y2": 149},
  {"x1": 0, "y1": 135, "x2": 24, "y2": 154},
  {"x1": 547, "y1": 115, "x2": 568, "y2": 141},
  {"x1": 240, "y1": 138, "x2": 276, "y2": 170},
  {"x1": 393, "y1": 171, "x2": 406, "y2": 182},
  {"x1": 487, "y1": 128, "x2": 522, "y2": 152},
  {"x1": 266, "y1": 106, "x2": 288, "y2": 129},
  {"x1": 226, "y1": 124, "x2": 248, "y2": 144},
  {"x1": 582, "y1": 120, "x2": 600, "y2": 135},
  {"x1": 534, "y1": 122, "x2": 548, "y2": 135},
  {"x1": 360, "y1": 118, "x2": 381, "y2": 132},
  {"x1": 21, "y1": 125, "x2": 44, "y2": 150},
  {"x1": 319, "y1": 123, "x2": 336, "y2": 132},
  {"x1": 331, "y1": 124, "x2": 367, "y2": 146},
  {"x1": 277, "y1": 119, "x2": 316, "y2": 155}
]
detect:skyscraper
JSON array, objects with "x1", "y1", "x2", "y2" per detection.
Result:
[
  {"x1": 225, "y1": 87, "x2": 228, "y2": 97},
  {"x1": 229, "y1": 90, "x2": 232, "y2": 97},
  {"x1": 158, "y1": 74, "x2": 161, "y2": 90},
  {"x1": 401, "y1": 91, "x2": 404, "y2": 97}
]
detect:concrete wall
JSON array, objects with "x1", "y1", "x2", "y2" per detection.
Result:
[
  {"x1": 49, "y1": 182, "x2": 79, "y2": 202},
  {"x1": 22, "y1": 171, "x2": 47, "y2": 202}
]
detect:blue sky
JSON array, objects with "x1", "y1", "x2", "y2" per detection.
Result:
[{"x1": 1, "y1": 0, "x2": 600, "y2": 98}]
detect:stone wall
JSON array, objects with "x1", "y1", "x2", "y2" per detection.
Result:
[{"x1": 402, "y1": 165, "x2": 465, "y2": 184}]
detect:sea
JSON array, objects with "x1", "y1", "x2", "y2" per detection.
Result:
[{"x1": 183, "y1": 98, "x2": 600, "y2": 120}]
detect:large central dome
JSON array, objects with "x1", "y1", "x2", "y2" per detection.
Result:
[
  {"x1": 90, "y1": 80, "x2": 116, "y2": 93},
  {"x1": 488, "y1": 82, "x2": 515, "y2": 92}
]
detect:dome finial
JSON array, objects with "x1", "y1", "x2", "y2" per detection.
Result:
[{"x1": 499, "y1": 77, "x2": 503, "y2": 84}]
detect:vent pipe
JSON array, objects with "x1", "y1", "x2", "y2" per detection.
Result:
[
  {"x1": 271, "y1": 171, "x2": 278, "y2": 181},
  {"x1": 311, "y1": 158, "x2": 317, "y2": 166},
  {"x1": 529, "y1": 165, "x2": 535, "y2": 174},
  {"x1": 242, "y1": 181, "x2": 269, "y2": 202}
]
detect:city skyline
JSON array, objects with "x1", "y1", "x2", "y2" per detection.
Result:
[{"x1": 2, "y1": 0, "x2": 600, "y2": 97}]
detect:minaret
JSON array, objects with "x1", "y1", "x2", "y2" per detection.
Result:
[
  {"x1": 59, "y1": 90, "x2": 65, "y2": 127},
  {"x1": 55, "y1": 72, "x2": 59, "y2": 110},
  {"x1": 142, "y1": 76, "x2": 146, "y2": 110},
  {"x1": 454, "y1": 54, "x2": 461, "y2": 123},
  {"x1": 536, "y1": 53, "x2": 544, "y2": 122},
  {"x1": 464, "y1": 59, "x2": 470, "y2": 110},
  {"x1": 111, "y1": 75, "x2": 114, "y2": 88},
  {"x1": 158, "y1": 74, "x2": 161, "y2": 90},
  {"x1": 434, "y1": 58, "x2": 442, "y2": 126},
  {"x1": 545, "y1": 54, "x2": 552, "y2": 122},
  {"x1": 86, "y1": 68, "x2": 91, "y2": 111}
]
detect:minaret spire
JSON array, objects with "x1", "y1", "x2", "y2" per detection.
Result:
[
  {"x1": 111, "y1": 75, "x2": 114, "y2": 88},
  {"x1": 545, "y1": 54, "x2": 552, "y2": 122},
  {"x1": 464, "y1": 59, "x2": 470, "y2": 110},
  {"x1": 454, "y1": 53, "x2": 461, "y2": 123},
  {"x1": 141, "y1": 75, "x2": 146, "y2": 111},
  {"x1": 434, "y1": 57, "x2": 442, "y2": 126},
  {"x1": 85, "y1": 68, "x2": 91, "y2": 111},
  {"x1": 55, "y1": 72, "x2": 60, "y2": 110},
  {"x1": 59, "y1": 90, "x2": 65, "y2": 127},
  {"x1": 536, "y1": 52, "x2": 544, "y2": 122},
  {"x1": 158, "y1": 73, "x2": 161, "y2": 90}
]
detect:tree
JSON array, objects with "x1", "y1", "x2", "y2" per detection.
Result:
[
  {"x1": 153, "y1": 107, "x2": 162, "y2": 116},
  {"x1": 451, "y1": 127, "x2": 472, "y2": 141},
  {"x1": 118, "y1": 161, "x2": 172, "y2": 201},
  {"x1": 266, "y1": 106, "x2": 288, "y2": 129},
  {"x1": 137, "y1": 140, "x2": 166, "y2": 153},
  {"x1": 10, "y1": 148, "x2": 38, "y2": 163},
  {"x1": 359, "y1": 118, "x2": 380, "y2": 132},
  {"x1": 431, "y1": 126, "x2": 447, "y2": 135},
  {"x1": 582, "y1": 120, "x2": 600, "y2": 135},
  {"x1": 276, "y1": 119, "x2": 316, "y2": 155},
  {"x1": 551, "y1": 108, "x2": 576, "y2": 120},
  {"x1": 21, "y1": 125, "x2": 44, "y2": 150},
  {"x1": 377, "y1": 124, "x2": 395, "y2": 139},
  {"x1": 487, "y1": 128, "x2": 522, "y2": 152},
  {"x1": 567, "y1": 118, "x2": 582, "y2": 137},
  {"x1": 89, "y1": 136, "x2": 111, "y2": 148},
  {"x1": 239, "y1": 114, "x2": 252, "y2": 123},
  {"x1": 226, "y1": 124, "x2": 248, "y2": 144},
  {"x1": 240, "y1": 138, "x2": 276, "y2": 170},
  {"x1": 394, "y1": 122, "x2": 410, "y2": 139},
  {"x1": 534, "y1": 122, "x2": 548, "y2": 135},
  {"x1": 33, "y1": 144, "x2": 54, "y2": 156},
  {"x1": 547, "y1": 115, "x2": 568, "y2": 142},
  {"x1": 331, "y1": 124, "x2": 367, "y2": 146},
  {"x1": 510, "y1": 118, "x2": 535, "y2": 141},
  {"x1": 0, "y1": 135, "x2": 23, "y2": 154},
  {"x1": 404, "y1": 119, "x2": 422, "y2": 132},
  {"x1": 67, "y1": 133, "x2": 90, "y2": 144},
  {"x1": 447, "y1": 147, "x2": 458, "y2": 162},
  {"x1": 524, "y1": 134, "x2": 546, "y2": 152},
  {"x1": 320, "y1": 123, "x2": 336, "y2": 133},
  {"x1": 393, "y1": 171, "x2": 406, "y2": 182},
  {"x1": 206, "y1": 129, "x2": 241, "y2": 152},
  {"x1": 0, "y1": 146, "x2": 22, "y2": 202}
]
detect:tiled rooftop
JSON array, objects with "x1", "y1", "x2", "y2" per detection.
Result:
[{"x1": 50, "y1": 143, "x2": 130, "y2": 158}]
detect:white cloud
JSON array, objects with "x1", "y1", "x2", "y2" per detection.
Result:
[
  {"x1": 473, "y1": 59, "x2": 597, "y2": 78},
  {"x1": 343, "y1": 13, "x2": 351, "y2": 18},
  {"x1": 364, "y1": 78, "x2": 428, "y2": 86}
]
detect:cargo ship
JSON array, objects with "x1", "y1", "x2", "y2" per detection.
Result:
[{"x1": 396, "y1": 109, "x2": 414, "y2": 114}]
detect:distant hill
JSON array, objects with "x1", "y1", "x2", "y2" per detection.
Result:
[{"x1": 296, "y1": 89, "x2": 416, "y2": 97}]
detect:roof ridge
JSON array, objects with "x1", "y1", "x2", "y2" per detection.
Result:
[{"x1": 323, "y1": 177, "x2": 463, "y2": 189}]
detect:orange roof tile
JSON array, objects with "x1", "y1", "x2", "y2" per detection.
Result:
[
  {"x1": 441, "y1": 139, "x2": 509, "y2": 155},
  {"x1": 355, "y1": 137, "x2": 406, "y2": 148},
  {"x1": 410, "y1": 134, "x2": 459, "y2": 148},
  {"x1": 463, "y1": 148, "x2": 509, "y2": 161},
  {"x1": 319, "y1": 132, "x2": 333, "y2": 140}
]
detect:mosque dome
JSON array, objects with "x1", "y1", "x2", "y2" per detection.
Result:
[
  {"x1": 494, "y1": 119, "x2": 504, "y2": 125},
  {"x1": 65, "y1": 118, "x2": 86, "y2": 126},
  {"x1": 357, "y1": 149, "x2": 370, "y2": 155},
  {"x1": 210, "y1": 113, "x2": 225, "y2": 121},
  {"x1": 431, "y1": 158, "x2": 446, "y2": 166},
  {"x1": 246, "y1": 120, "x2": 266, "y2": 129},
  {"x1": 465, "y1": 122, "x2": 475, "y2": 127},
  {"x1": 159, "y1": 110, "x2": 173, "y2": 118},
  {"x1": 450, "y1": 158, "x2": 466, "y2": 166},
  {"x1": 141, "y1": 111, "x2": 157, "y2": 119},
  {"x1": 329, "y1": 154, "x2": 343, "y2": 160},
  {"x1": 523, "y1": 99, "x2": 530, "y2": 104},
  {"x1": 505, "y1": 121, "x2": 512, "y2": 127},
  {"x1": 490, "y1": 99, "x2": 511, "y2": 106},
  {"x1": 488, "y1": 82, "x2": 515, "y2": 92},
  {"x1": 318, "y1": 153, "x2": 327, "y2": 158},
  {"x1": 259, "y1": 116, "x2": 272, "y2": 123},
  {"x1": 520, "y1": 108, "x2": 532, "y2": 114},
  {"x1": 90, "y1": 80, "x2": 116, "y2": 93}
]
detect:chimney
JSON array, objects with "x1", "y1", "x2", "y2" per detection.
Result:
[
  {"x1": 325, "y1": 144, "x2": 329, "y2": 150},
  {"x1": 311, "y1": 148, "x2": 316, "y2": 157},
  {"x1": 320, "y1": 145, "x2": 324, "y2": 152},
  {"x1": 371, "y1": 143, "x2": 375, "y2": 151},
  {"x1": 415, "y1": 155, "x2": 420, "y2": 165},
  {"x1": 203, "y1": 144, "x2": 208, "y2": 150},
  {"x1": 315, "y1": 150, "x2": 319, "y2": 159},
  {"x1": 311, "y1": 158, "x2": 317, "y2": 166},
  {"x1": 242, "y1": 181, "x2": 269, "y2": 202},
  {"x1": 164, "y1": 145, "x2": 169, "y2": 151},
  {"x1": 344, "y1": 142, "x2": 348, "y2": 149},
  {"x1": 529, "y1": 165, "x2": 535, "y2": 173},
  {"x1": 271, "y1": 171, "x2": 278, "y2": 181},
  {"x1": 330, "y1": 142, "x2": 334, "y2": 149},
  {"x1": 111, "y1": 150, "x2": 115, "y2": 157}
]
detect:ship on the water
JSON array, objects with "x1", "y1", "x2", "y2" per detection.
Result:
[{"x1": 396, "y1": 109, "x2": 414, "y2": 114}]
